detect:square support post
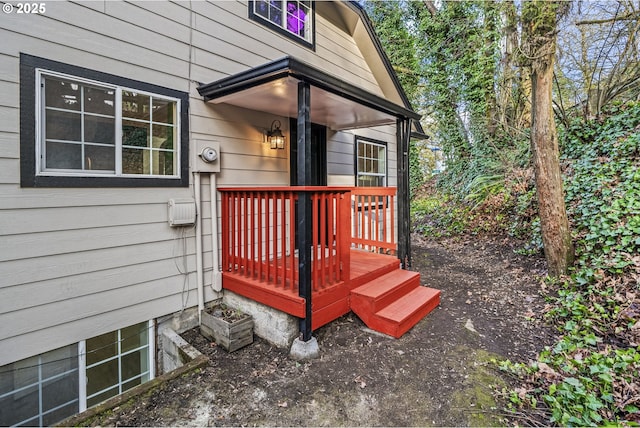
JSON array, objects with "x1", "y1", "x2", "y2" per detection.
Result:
[
  {"x1": 396, "y1": 118, "x2": 412, "y2": 269},
  {"x1": 296, "y1": 81, "x2": 313, "y2": 342}
]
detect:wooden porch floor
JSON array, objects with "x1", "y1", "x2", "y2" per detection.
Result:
[{"x1": 222, "y1": 249, "x2": 401, "y2": 330}]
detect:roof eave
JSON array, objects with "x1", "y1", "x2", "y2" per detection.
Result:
[
  {"x1": 197, "y1": 56, "x2": 421, "y2": 122},
  {"x1": 343, "y1": 2, "x2": 426, "y2": 135}
]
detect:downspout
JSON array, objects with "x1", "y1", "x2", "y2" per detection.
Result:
[
  {"x1": 194, "y1": 172, "x2": 204, "y2": 324},
  {"x1": 188, "y1": 0, "x2": 205, "y2": 322},
  {"x1": 210, "y1": 173, "x2": 222, "y2": 291}
]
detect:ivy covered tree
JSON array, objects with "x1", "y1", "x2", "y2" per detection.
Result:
[
  {"x1": 365, "y1": 0, "x2": 421, "y2": 104},
  {"x1": 366, "y1": 0, "x2": 574, "y2": 275},
  {"x1": 522, "y1": 0, "x2": 575, "y2": 275},
  {"x1": 365, "y1": 0, "x2": 426, "y2": 197},
  {"x1": 404, "y1": 1, "x2": 530, "y2": 197}
]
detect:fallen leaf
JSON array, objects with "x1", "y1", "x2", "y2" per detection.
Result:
[
  {"x1": 465, "y1": 319, "x2": 478, "y2": 334},
  {"x1": 537, "y1": 362, "x2": 560, "y2": 380}
]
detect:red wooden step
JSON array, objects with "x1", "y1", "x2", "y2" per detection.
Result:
[
  {"x1": 351, "y1": 269, "x2": 421, "y2": 314},
  {"x1": 373, "y1": 286, "x2": 441, "y2": 338},
  {"x1": 350, "y1": 268, "x2": 440, "y2": 338},
  {"x1": 349, "y1": 252, "x2": 400, "y2": 290}
]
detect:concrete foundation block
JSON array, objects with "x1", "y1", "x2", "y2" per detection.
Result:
[
  {"x1": 223, "y1": 291, "x2": 299, "y2": 348},
  {"x1": 158, "y1": 327, "x2": 203, "y2": 374},
  {"x1": 289, "y1": 336, "x2": 320, "y2": 361}
]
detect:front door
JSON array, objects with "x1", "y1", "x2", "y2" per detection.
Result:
[
  {"x1": 289, "y1": 120, "x2": 328, "y2": 247},
  {"x1": 289, "y1": 120, "x2": 327, "y2": 186}
]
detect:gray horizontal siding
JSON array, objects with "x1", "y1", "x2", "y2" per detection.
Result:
[
  {"x1": 0, "y1": 0, "x2": 398, "y2": 366},
  {"x1": 0, "y1": 187, "x2": 190, "y2": 210},
  {"x1": 0, "y1": 204, "x2": 169, "y2": 235},
  {"x1": 0, "y1": 133, "x2": 19, "y2": 159},
  {"x1": 0, "y1": 223, "x2": 189, "y2": 262},
  {"x1": 0, "y1": 105, "x2": 18, "y2": 134},
  {"x1": 1, "y1": 260, "x2": 196, "y2": 321},
  {"x1": 0, "y1": 0, "x2": 197, "y2": 366},
  {"x1": 0, "y1": 159, "x2": 18, "y2": 185}
]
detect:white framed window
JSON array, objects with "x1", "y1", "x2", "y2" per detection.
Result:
[
  {"x1": 0, "y1": 321, "x2": 154, "y2": 427},
  {"x1": 81, "y1": 321, "x2": 154, "y2": 409},
  {"x1": 20, "y1": 53, "x2": 189, "y2": 188},
  {"x1": 249, "y1": 1, "x2": 314, "y2": 48},
  {"x1": 37, "y1": 70, "x2": 179, "y2": 179},
  {"x1": 356, "y1": 137, "x2": 387, "y2": 187},
  {"x1": 0, "y1": 345, "x2": 79, "y2": 427}
]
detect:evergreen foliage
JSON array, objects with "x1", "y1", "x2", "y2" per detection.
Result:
[
  {"x1": 370, "y1": 1, "x2": 530, "y2": 201},
  {"x1": 501, "y1": 102, "x2": 640, "y2": 426},
  {"x1": 364, "y1": 1, "x2": 426, "y2": 198}
]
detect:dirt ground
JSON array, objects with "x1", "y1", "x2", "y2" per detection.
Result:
[{"x1": 90, "y1": 235, "x2": 557, "y2": 427}]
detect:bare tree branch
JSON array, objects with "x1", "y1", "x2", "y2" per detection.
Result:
[
  {"x1": 575, "y1": 12, "x2": 639, "y2": 26},
  {"x1": 423, "y1": 0, "x2": 437, "y2": 17}
]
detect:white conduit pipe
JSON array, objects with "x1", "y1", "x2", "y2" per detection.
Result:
[
  {"x1": 210, "y1": 173, "x2": 222, "y2": 291},
  {"x1": 194, "y1": 172, "x2": 204, "y2": 324}
]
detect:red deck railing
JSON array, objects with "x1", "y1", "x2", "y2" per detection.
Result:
[
  {"x1": 220, "y1": 188, "x2": 297, "y2": 289},
  {"x1": 309, "y1": 189, "x2": 352, "y2": 291},
  {"x1": 219, "y1": 187, "x2": 354, "y2": 292},
  {"x1": 350, "y1": 187, "x2": 396, "y2": 255},
  {"x1": 218, "y1": 186, "x2": 397, "y2": 327}
]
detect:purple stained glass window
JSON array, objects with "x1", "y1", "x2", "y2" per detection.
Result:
[
  {"x1": 287, "y1": 1, "x2": 306, "y2": 36},
  {"x1": 255, "y1": 1, "x2": 282, "y2": 26},
  {"x1": 253, "y1": 0, "x2": 311, "y2": 43}
]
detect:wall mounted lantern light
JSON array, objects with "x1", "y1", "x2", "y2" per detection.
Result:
[{"x1": 266, "y1": 120, "x2": 285, "y2": 150}]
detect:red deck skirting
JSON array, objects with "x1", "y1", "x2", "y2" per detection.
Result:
[{"x1": 222, "y1": 249, "x2": 400, "y2": 328}]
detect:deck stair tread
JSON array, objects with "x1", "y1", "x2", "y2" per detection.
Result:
[
  {"x1": 351, "y1": 269, "x2": 420, "y2": 312},
  {"x1": 377, "y1": 286, "x2": 441, "y2": 322},
  {"x1": 350, "y1": 268, "x2": 440, "y2": 338}
]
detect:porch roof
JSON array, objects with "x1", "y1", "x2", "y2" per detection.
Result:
[{"x1": 197, "y1": 56, "x2": 423, "y2": 132}]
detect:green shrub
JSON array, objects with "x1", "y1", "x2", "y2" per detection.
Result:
[
  {"x1": 501, "y1": 102, "x2": 640, "y2": 426},
  {"x1": 415, "y1": 102, "x2": 640, "y2": 425}
]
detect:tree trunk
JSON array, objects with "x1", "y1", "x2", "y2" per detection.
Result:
[
  {"x1": 530, "y1": 54, "x2": 575, "y2": 276},
  {"x1": 498, "y1": 1, "x2": 518, "y2": 130},
  {"x1": 518, "y1": 73, "x2": 532, "y2": 129},
  {"x1": 523, "y1": 0, "x2": 574, "y2": 276}
]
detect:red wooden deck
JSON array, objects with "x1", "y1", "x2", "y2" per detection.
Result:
[
  {"x1": 218, "y1": 187, "x2": 440, "y2": 337},
  {"x1": 222, "y1": 249, "x2": 400, "y2": 330}
]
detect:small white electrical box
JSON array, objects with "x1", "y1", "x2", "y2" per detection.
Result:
[{"x1": 168, "y1": 198, "x2": 196, "y2": 227}]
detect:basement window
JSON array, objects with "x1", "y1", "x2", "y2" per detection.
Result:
[
  {"x1": 0, "y1": 345, "x2": 79, "y2": 427},
  {"x1": 0, "y1": 321, "x2": 154, "y2": 427},
  {"x1": 83, "y1": 321, "x2": 153, "y2": 408}
]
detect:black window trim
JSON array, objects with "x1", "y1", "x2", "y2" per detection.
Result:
[
  {"x1": 354, "y1": 135, "x2": 388, "y2": 188},
  {"x1": 248, "y1": 0, "x2": 316, "y2": 51},
  {"x1": 20, "y1": 53, "x2": 190, "y2": 188},
  {"x1": 354, "y1": 135, "x2": 389, "y2": 212}
]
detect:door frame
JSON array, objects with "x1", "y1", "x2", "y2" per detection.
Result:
[{"x1": 289, "y1": 119, "x2": 327, "y2": 186}]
